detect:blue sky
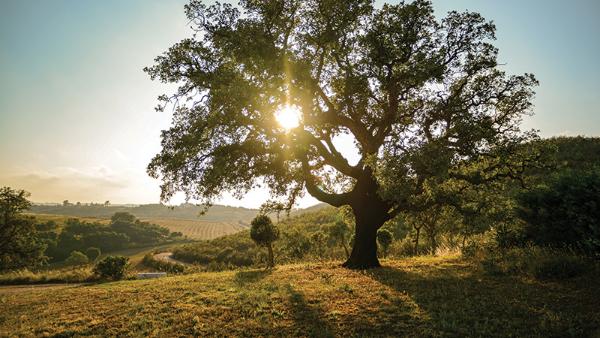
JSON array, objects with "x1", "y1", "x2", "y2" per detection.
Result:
[{"x1": 0, "y1": 0, "x2": 598, "y2": 206}]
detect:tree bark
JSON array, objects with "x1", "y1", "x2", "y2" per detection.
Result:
[
  {"x1": 414, "y1": 226, "x2": 421, "y2": 255},
  {"x1": 342, "y1": 200, "x2": 390, "y2": 268},
  {"x1": 341, "y1": 169, "x2": 391, "y2": 269}
]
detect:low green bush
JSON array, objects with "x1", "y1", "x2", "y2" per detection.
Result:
[{"x1": 93, "y1": 256, "x2": 129, "y2": 280}]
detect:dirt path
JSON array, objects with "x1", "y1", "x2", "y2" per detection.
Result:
[{"x1": 153, "y1": 252, "x2": 190, "y2": 266}]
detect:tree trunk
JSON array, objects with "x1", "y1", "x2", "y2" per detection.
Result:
[
  {"x1": 414, "y1": 226, "x2": 421, "y2": 255},
  {"x1": 267, "y1": 244, "x2": 274, "y2": 268},
  {"x1": 342, "y1": 200, "x2": 390, "y2": 269}
]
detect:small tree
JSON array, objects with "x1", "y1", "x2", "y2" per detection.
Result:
[
  {"x1": 250, "y1": 215, "x2": 279, "y2": 268},
  {"x1": 377, "y1": 229, "x2": 393, "y2": 258},
  {"x1": 94, "y1": 255, "x2": 129, "y2": 280},
  {"x1": 65, "y1": 251, "x2": 89, "y2": 266},
  {"x1": 85, "y1": 247, "x2": 101, "y2": 262}
]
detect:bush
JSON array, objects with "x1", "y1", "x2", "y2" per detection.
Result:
[
  {"x1": 93, "y1": 256, "x2": 129, "y2": 280},
  {"x1": 85, "y1": 247, "x2": 101, "y2": 262},
  {"x1": 65, "y1": 251, "x2": 89, "y2": 266},
  {"x1": 517, "y1": 169, "x2": 600, "y2": 255}
]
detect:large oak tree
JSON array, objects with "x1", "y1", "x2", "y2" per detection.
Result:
[{"x1": 146, "y1": 0, "x2": 538, "y2": 268}]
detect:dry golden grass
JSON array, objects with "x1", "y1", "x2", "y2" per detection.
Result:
[{"x1": 1, "y1": 255, "x2": 599, "y2": 337}]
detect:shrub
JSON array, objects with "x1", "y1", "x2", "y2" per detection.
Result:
[
  {"x1": 85, "y1": 247, "x2": 101, "y2": 262},
  {"x1": 517, "y1": 169, "x2": 600, "y2": 255},
  {"x1": 94, "y1": 256, "x2": 129, "y2": 280},
  {"x1": 65, "y1": 251, "x2": 89, "y2": 266}
]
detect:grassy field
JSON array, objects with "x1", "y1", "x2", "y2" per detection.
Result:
[
  {"x1": 1, "y1": 255, "x2": 598, "y2": 337},
  {"x1": 140, "y1": 218, "x2": 248, "y2": 240}
]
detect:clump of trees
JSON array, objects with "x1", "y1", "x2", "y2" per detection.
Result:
[
  {"x1": 45, "y1": 212, "x2": 178, "y2": 262},
  {"x1": 517, "y1": 169, "x2": 600, "y2": 255},
  {"x1": 250, "y1": 215, "x2": 280, "y2": 268}
]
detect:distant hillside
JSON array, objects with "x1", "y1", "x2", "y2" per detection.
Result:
[
  {"x1": 29, "y1": 204, "x2": 258, "y2": 223},
  {"x1": 29, "y1": 202, "x2": 330, "y2": 225}
]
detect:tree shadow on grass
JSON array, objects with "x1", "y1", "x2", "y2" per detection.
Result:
[
  {"x1": 285, "y1": 284, "x2": 335, "y2": 338},
  {"x1": 366, "y1": 263, "x2": 600, "y2": 337},
  {"x1": 234, "y1": 269, "x2": 272, "y2": 286}
]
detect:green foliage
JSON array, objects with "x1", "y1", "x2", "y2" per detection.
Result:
[
  {"x1": 45, "y1": 213, "x2": 174, "y2": 262},
  {"x1": 0, "y1": 187, "x2": 47, "y2": 271},
  {"x1": 93, "y1": 256, "x2": 129, "y2": 280},
  {"x1": 250, "y1": 215, "x2": 279, "y2": 247},
  {"x1": 65, "y1": 251, "x2": 89, "y2": 266},
  {"x1": 377, "y1": 229, "x2": 393, "y2": 257},
  {"x1": 517, "y1": 169, "x2": 600, "y2": 255},
  {"x1": 281, "y1": 229, "x2": 311, "y2": 260},
  {"x1": 85, "y1": 247, "x2": 101, "y2": 262}
]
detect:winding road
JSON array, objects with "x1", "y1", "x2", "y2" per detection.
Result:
[{"x1": 152, "y1": 252, "x2": 190, "y2": 266}]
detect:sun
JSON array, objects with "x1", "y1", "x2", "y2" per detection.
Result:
[{"x1": 275, "y1": 105, "x2": 302, "y2": 130}]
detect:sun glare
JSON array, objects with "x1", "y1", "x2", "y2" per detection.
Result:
[{"x1": 275, "y1": 105, "x2": 302, "y2": 130}]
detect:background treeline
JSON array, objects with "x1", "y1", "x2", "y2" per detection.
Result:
[
  {"x1": 30, "y1": 203, "x2": 258, "y2": 223},
  {"x1": 41, "y1": 212, "x2": 183, "y2": 262}
]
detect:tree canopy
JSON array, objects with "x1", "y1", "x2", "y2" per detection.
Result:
[{"x1": 146, "y1": 0, "x2": 538, "y2": 268}]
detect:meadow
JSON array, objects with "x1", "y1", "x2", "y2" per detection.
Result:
[{"x1": 1, "y1": 255, "x2": 598, "y2": 337}]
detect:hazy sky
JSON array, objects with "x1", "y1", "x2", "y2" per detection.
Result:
[{"x1": 1, "y1": 0, "x2": 598, "y2": 207}]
